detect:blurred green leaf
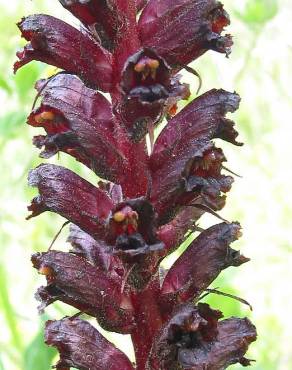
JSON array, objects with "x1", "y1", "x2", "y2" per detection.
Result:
[
  {"x1": 0, "y1": 76, "x2": 12, "y2": 94},
  {"x1": 0, "y1": 267, "x2": 23, "y2": 352},
  {"x1": 14, "y1": 62, "x2": 44, "y2": 103},
  {"x1": 0, "y1": 111, "x2": 27, "y2": 139},
  {"x1": 235, "y1": 0, "x2": 278, "y2": 26},
  {"x1": 24, "y1": 318, "x2": 56, "y2": 370}
]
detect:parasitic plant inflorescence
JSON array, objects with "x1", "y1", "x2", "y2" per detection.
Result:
[{"x1": 15, "y1": 1, "x2": 257, "y2": 369}]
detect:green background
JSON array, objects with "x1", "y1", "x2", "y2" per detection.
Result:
[{"x1": 0, "y1": 0, "x2": 291, "y2": 369}]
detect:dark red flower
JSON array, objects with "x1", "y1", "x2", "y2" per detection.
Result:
[
  {"x1": 159, "y1": 222, "x2": 250, "y2": 318},
  {"x1": 45, "y1": 317, "x2": 135, "y2": 369},
  {"x1": 15, "y1": 0, "x2": 256, "y2": 369},
  {"x1": 15, "y1": 15, "x2": 113, "y2": 91},
  {"x1": 138, "y1": 0, "x2": 233, "y2": 68},
  {"x1": 117, "y1": 48, "x2": 190, "y2": 141},
  {"x1": 28, "y1": 74, "x2": 150, "y2": 198},
  {"x1": 147, "y1": 303, "x2": 256, "y2": 370}
]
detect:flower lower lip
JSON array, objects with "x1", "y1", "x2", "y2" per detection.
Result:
[{"x1": 129, "y1": 84, "x2": 169, "y2": 103}]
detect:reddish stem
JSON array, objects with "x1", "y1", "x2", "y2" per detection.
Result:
[{"x1": 131, "y1": 277, "x2": 162, "y2": 370}]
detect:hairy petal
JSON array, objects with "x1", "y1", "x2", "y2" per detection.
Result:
[
  {"x1": 68, "y1": 224, "x2": 125, "y2": 279},
  {"x1": 29, "y1": 74, "x2": 149, "y2": 198},
  {"x1": 15, "y1": 15, "x2": 112, "y2": 91},
  {"x1": 147, "y1": 303, "x2": 221, "y2": 370},
  {"x1": 214, "y1": 318, "x2": 257, "y2": 369},
  {"x1": 137, "y1": 0, "x2": 149, "y2": 12},
  {"x1": 139, "y1": 0, "x2": 232, "y2": 68},
  {"x1": 27, "y1": 164, "x2": 114, "y2": 240},
  {"x1": 32, "y1": 251, "x2": 134, "y2": 333},
  {"x1": 45, "y1": 317, "x2": 134, "y2": 369},
  {"x1": 110, "y1": 198, "x2": 165, "y2": 289},
  {"x1": 150, "y1": 89, "x2": 241, "y2": 221},
  {"x1": 147, "y1": 303, "x2": 256, "y2": 370},
  {"x1": 58, "y1": 0, "x2": 117, "y2": 49},
  {"x1": 150, "y1": 141, "x2": 232, "y2": 223},
  {"x1": 178, "y1": 318, "x2": 257, "y2": 369},
  {"x1": 152, "y1": 89, "x2": 241, "y2": 169},
  {"x1": 59, "y1": 0, "x2": 140, "y2": 59},
  {"x1": 160, "y1": 223, "x2": 249, "y2": 308},
  {"x1": 157, "y1": 206, "x2": 204, "y2": 253}
]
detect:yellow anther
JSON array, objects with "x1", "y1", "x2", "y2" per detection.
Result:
[
  {"x1": 134, "y1": 58, "x2": 159, "y2": 77},
  {"x1": 39, "y1": 265, "x2": 53, "y2": 276},
  {"x1": 134, "y1": 61, "x2": 147, "y2": 73},
  {"x1": 147, "y1": 58, "x2": 159, "y2": 70},
  {"x1": 35, "y1": 111, "x2": 55, "y2": 123},
  {"x1": 113, "y1": 211, "x2": 126, "y2": 223}
]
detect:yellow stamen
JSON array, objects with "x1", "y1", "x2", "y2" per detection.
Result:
[
  {"x1": 134, "y1": 58, "x2": 159, "y2": 78},
  {"x1": 39, "y1": 265, "x2": 53, "y2": 276},
  {"x1": 147, "y1": 58, "x2": 159, "y2": 69},
  {"x1": 35, "y1": 111, "x2": 55, "y2": 123},
  {"x1": 113, "y1": 211, "x2": 126, "y2": 223},
  {"x1": 134, "y1": 61, "x2": 147, "y2": 73}
]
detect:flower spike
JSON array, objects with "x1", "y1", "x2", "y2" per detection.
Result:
[{"x1": 15, "y1": 0, "x2": 256, "y2": 368}]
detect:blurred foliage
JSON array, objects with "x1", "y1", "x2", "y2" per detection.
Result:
[
  {"x1": 235, "y1": 0, "x2": 278, "y2": 27},
  {"x1": 0, "y1": 0, "x2": 292, "y2": 369},
  {"x1": 23, "y1": 316, "x2": 56, "y2": 370}
]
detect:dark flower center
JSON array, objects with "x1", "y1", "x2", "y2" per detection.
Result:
[
  {"x1": 191, "y1": 148, "x2": 225, "y2": 178},
  {"x1": 115, "y1": 232, "x2": 146, "y2": 251},
  {"x1": 129, "y1": 56, "x2": 169, "y2": 103},
  {"x1": 171, "y1": 328, "x2": 201, "y2": 349},
  {"x1": 112, "y1": 206, "x2": 146, "y2": 251},
  {"x1": 122, "y1": 49, "x2": 171, "y2": 104},
  {"x1": 129, "y1": 84, "x2": 169, "y2": 103}
]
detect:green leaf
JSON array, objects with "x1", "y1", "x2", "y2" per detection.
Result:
[
  {"x1": 24, "y1": 317, "x2": 57, "y2": 370},
  {"x1": 235, "y1": 0, "x2": 278, "y2": 26}
]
